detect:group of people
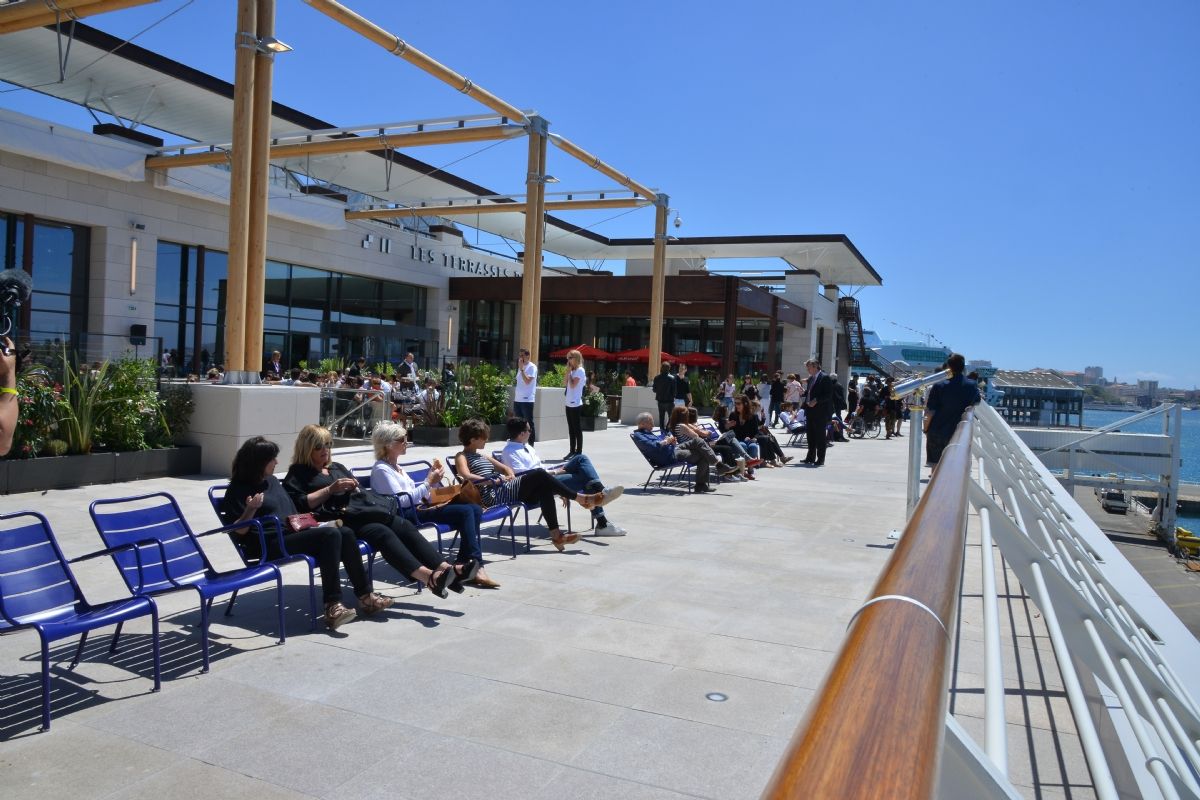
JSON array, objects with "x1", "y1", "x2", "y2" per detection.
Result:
[{"x1": 218, "y1": 412, "x2": 627, "y2": 630}]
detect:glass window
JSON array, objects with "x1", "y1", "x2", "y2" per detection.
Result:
[
  {"x1": 264, "y1": 259, "x2": 290, "y2": 318},
  {"x1": 290, "y1": 266, "x2": 329, "y2": 321},
  {"x1": 337, "y1": 275, "x2": 381, "y2": 325}
]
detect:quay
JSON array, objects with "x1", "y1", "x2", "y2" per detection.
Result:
[{"x1": 1, "y1": 420, "x2": 1119, "y2": 799}]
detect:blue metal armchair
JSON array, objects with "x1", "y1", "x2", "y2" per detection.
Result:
[
  {"x1": 0, "y1": 511, "x2": 162, "y2": 731},
  {"x1": 88, "y1": 492, "x2": 286, "y2": 674}
]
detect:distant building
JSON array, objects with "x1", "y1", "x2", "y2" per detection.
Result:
[
  {"x1": 1084, "y1": 365, "x2": 1104, "y2": 384},
  {"x1": 967, "y1": 359, "x2": 994, "y2": 369},
  {"x1": 992, "y1": 369, "x2": 1084, "y2": 428},
  {"x1": 1136, "y1": 380, "x2": 1159, "y2": 408},
  {"x1": 1060, "y1": 370, "x2": 1088, "y2": 387}
]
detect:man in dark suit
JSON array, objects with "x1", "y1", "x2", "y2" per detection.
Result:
[
  {"x1": 802, "y1": 358, "x2": 834, "y2": 466},
  {"x1": 651, "y1": 362, "x2": 676, "y2": 433},
  {"x1": 262, "y1": 350, "x2": 283, "y2": 381}
]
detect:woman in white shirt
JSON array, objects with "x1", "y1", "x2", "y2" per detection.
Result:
[
  {"x1": 563, "y1": 349, "x2": 586, "y2": 458},
  {"x1": 369, "y1": 422, "x2": 495, "y2": 588}
]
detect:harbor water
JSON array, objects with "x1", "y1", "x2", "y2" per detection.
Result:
[{"x1": 1082, "y1": 408, "x2": 1199, "y2": 532}]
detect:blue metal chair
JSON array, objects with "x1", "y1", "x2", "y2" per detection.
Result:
[
  {"x1": 88, "y1": 492, "x2": 286, "y2": 674},
  {"x1": 0, "y1": 511, "x2": 162, "y2": 731},
  {"x1": 352, "y1": 462, "x2": 455, "y2": 561},
  {"x1": 492, "y1": 450, "x2": 595, "y2": 537},
  {"x1": 446, "y1": 460, "x2": 524, "y2": 557}
]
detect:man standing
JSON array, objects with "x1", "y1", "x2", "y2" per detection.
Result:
[
  {"x1": 769, "y1": 371, "x2": 786, "y2": 427},
  {"x1": 651, "y1": 362, "x2": 675, "y2": 433},
  {"x1": 674, "y1": 364, "x2": 692, "y2": 408},
  {"x1": 513, "y1": 348, "x2": 538, "y2": 444},
  {"x1": 262, "y1": 350, "x2": 283, "y2": 381},
  {"x1": 923, "y1": 353, "x2": 980, "y2": 466},
  {"x1": 397, "y1": 352, "x2": 419, "y2": 382},
  {"x1": 802, "y1": 358, "x2": 834, "y2": 466}
]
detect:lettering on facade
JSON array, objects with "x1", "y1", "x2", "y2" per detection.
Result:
[{"x1": 409, "y1": 245, "x2": 521, "y2": 278}]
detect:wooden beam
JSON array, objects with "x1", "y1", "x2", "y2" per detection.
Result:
[
  {"x1": 528, "y1": 131, "x2": 549, "y2": 364},
  {"x1": 549, "y1": 134, "x2": 658, "y2": 204},
  {"x1": 518, "y1": 120, "x2": 544, "y2": 357},
  {"x1": 344, "y1": 196, "x2": 646, "y2": 221},
  {"x1": 301, "y1": 0, "x2": 527, "y2": 123},
  {"x1": 0, "y1": 0, "x2": 158, "y2": 34},
  {"x1": 223, "y1": 0, "x2": 256, "y2": 373},
  {"x1": 243, "y1": 0, "x2": 276, "y2": 375},
  {"x1": 647, "y1": 199, "x2": 668, "y2": 377},
  {"x1": 145, "y1": 124, "x2": 524, "y2": 170}
]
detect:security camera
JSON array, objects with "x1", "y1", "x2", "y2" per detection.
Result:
[
  {"x1": 131, "y1": 222, "x2": 146, "y2": 231},
  {"x1": 673, "y1": 215, "x2": 682, "y2": 229}
]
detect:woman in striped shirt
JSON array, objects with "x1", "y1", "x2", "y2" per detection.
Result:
[{"x1": 453, "y1": 418, "x2": 608, "y2": 551}]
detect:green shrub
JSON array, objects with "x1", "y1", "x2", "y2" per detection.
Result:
[
  {"x1": 539, "y1": 363, "x2": 567, "y2": 388},
  {"x1": 8, "y1": 369, "x2": 59, "y2": 459},
  {"x1": 582, "y1": 389, "x2": 607, "y2": 417}
]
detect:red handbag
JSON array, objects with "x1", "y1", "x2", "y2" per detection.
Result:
[{"x1": 286, "y1": 513, "x2": 320, "y2": 532}]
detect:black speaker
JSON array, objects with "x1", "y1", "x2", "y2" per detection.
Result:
[{"x1": 130, "y1": 323, "x2": 147, "y2": 346}]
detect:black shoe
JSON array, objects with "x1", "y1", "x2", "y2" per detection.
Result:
[
  {"x1": 802, "y1": 459, "x2": 815, "y2": 465},
  {"x1": 430, "y1": 567, "x2": 454, "y2": 599},
  {"x1": 694, "y1": 484, "x2": 716, "y2": 493},
  {"x1": 449, "y1": 559, "x2": 480, "y2": 594},
  {"x1": 815, "y1": 461, "x2": 825, "y2": 467}
]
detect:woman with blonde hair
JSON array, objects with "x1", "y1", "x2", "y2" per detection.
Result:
[
  {"x1": 563, "y1": 349, "x2": 586, "y2": 458},
  {"x1": 369, "y1": 422, "x2": 497, "y2": 588},
  {"x1": 283, "y1": 424, "x2": 478, "y2": 599}
]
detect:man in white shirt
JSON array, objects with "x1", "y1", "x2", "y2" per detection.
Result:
[
  {"x1": 513, "y1": 348, "x2": 538, "y2": 444},
  {"x1": 500, "y1": 416, "x2": 626, "y2": 536},
  {"x1": 416, "y1": 377, "x2": 440, "y2": 408}
]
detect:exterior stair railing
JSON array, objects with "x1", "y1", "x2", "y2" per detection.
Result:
[
  {"x1": 838, "y1": 296, "x2": 914, "y2": 378},
  {"x1": 763, "y1": 401, "x2": 1200, "y2": 799}
]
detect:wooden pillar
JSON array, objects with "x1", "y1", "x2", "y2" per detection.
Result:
[
  {"x1": 722, "y1": 277, "x2": 738, "y2": 377},
  {"x1": 224, "y1": 0, "x2": 256, "y2": 374},
  {"x1": 518, "y1": 116, "x2": 548, "y2": 360},
  {"x1": 647, "y1": 195, "x2": 669, "y2": 377},
  {"x1": 767, "y1": 295, "x2": 779, "y2": 372},
  {"x1": 528, "y1": 130, "x2": 548, "y2": 364},
  {"x1": 243, "y1": 0, "x2": 276, "y2": 376}
]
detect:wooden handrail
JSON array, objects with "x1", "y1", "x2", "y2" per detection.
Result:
[{"x1": 762, "y1": 409, "x2": 976, "y2": 800}]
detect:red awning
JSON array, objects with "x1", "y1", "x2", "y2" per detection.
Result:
[
  {"x1": 547, "y1": 344, "x2": 612, "y2": 360},
  {"x1": 612, "y1": 347, "x2": 679, "y2": 363},
  {"x1": 676, "y1": 352, "x2": 722, "y2": 368}
]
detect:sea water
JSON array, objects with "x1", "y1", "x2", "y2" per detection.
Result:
[{"x1": 1081, "y1": 408, "x2": 1199, "y2": 532}]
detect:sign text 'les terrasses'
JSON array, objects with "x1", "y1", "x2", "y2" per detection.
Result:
[{"x1": 410, "y1": 245, "x2": 522, "y2": 278}]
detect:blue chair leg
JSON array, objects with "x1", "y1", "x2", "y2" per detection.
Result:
[
  {"x1": 224, "y1": 589, "x2": 239, "y2": 617},
  {"x1": 273, "y1": 567, "x2": 286, "y2": 645},
  {"x1": 39, "y1": 633, "x2": 51, "y2": 732},
  {"x1": 305, "y1": 561, "x2": 319, "y2": 632},
  {"x1": 199, "y1": 596, "x2": 212, "y2": 673},
  {"x1": 149, "y1": 600, "x2": 162, "y2": 692},
  {"x1": 70, "y1": 630, "x2": 90, "y2": 669},
  {"x1": 107, "y1": 621, "x2": 124, "y2": 654}
]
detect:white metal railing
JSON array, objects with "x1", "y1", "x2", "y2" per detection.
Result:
[{"x1": 935, "y1": 401, "x2": 1200, "y2": 799}]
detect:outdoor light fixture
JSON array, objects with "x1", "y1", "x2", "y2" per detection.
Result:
[
  {"x1": 256, "y1": 36, "x2": 293, "y2": 54},
  {"x1": 673, "y1": 212, "x2": 682, "y2": 228},
  {"x1": 544, "y1": 175, "x2": 560, "y2": 184},
  {"x1": 129, "y1": 236, "x2": 138, "y2": 295}
]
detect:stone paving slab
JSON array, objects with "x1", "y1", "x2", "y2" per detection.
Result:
[{"x1": 0, "y1": 420, "x2": 1098, "y2": 798}]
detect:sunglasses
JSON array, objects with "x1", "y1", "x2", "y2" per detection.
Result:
[{"x1": 315, "y1": 443, "x2": 331, "y2": 451}]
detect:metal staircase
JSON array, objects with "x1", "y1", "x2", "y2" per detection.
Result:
[{"x1": 838, "y1": 297, "x2": 912, "y2": 377}]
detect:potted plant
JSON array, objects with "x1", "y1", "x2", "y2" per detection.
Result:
[{"x1": 580, "y1": 388, "x2": 608, "y2": 431}]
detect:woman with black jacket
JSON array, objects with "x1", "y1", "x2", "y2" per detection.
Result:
[{"x1": 283, "y1": 424, "x2": 477, "y2": 600}]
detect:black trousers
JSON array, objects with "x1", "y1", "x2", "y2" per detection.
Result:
[
  {"x1": 657, "y1": 401, "x2": 674, "y2": 433},
  {"x1": 805, "y1": 414, "x2": 828, "y2": 464},
  {"x1": 565, "y1": 405, "x2": 583, "y2": 454},
  {"x1": 516, "y1": 468, "x2": 579, "y2": 530},
  {"x1": 351, "y1": 516, "x2": 443, "y2": 580},
  {"x1": 273, "y1": 525, "x2": 370, "y2": 604}
]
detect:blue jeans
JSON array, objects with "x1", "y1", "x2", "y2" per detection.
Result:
[
  {"x1": 513, "y1": 401, "x2": 536, "y2": 443},
  {"x1": 720, "y1": 397, "x2": 734, "y2": 412},
  {"x1": 555, "y1": 454, "x2": 604, "y2": 519},
  {"x1": 416, "y1": 503, "x2": 483, "y2": 563}
]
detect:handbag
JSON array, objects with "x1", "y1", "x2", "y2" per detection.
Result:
[
  {"x1": 286, "y1": 512, "x2": 320, "y2": 532},
  {"x1": 457, "y1": 479, "x2": 485, "y2": 508},
  {"x1": 419, "y1": 483, "x2": 462, "y2": 511},
  {"x1": 342, "y1": 488, "x2": 399, "y2": 527}
]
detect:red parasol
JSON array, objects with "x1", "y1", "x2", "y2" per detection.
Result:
[
  {"x1": 612, "y1": 347, "x2": 679, "y2": 363},
  {"x1": 676, "y1": 352, "x2": 721, "y2": 368},
  {"x1": 547, "y1": 344, "x2": 612, "y2": 361}
]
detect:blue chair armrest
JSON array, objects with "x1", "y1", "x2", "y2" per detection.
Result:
[{"x1": 70, "y1": 537, "x2": 167, "y2": 594}]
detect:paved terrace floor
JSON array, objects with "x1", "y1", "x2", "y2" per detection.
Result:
[{"x1": 1, "y1": 421, "x2": 1096, "y2": 799}]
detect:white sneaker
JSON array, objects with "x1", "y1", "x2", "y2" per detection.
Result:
[
  {"x1": 593, "y1": 522, "x2": 627, "y2": 536},
  {"x1": 597, "y1": 485, "x2": 624, "y2": 507}
]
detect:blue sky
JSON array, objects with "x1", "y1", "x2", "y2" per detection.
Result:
[{"x1": 4, "y1": 0, "x2": 1197, "y2": 387}]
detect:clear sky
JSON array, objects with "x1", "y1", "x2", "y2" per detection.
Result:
[{"x1": 3, "y1": 0, "x2": 1197, "y2": 386}]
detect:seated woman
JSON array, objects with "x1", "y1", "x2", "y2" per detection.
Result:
[
  {"x1": 683, "y1": 406, "x2": 749, "y2": 479},
  {"x1": 453, "y1": 418, "x2": 608, "y2": 551},
  {"x1": 284, "y1": 424, "x2": 477, "y2": 599},
  {"x1": 748, "y1": 399, "x2": 792, "y2": 466},
  {"x1": 779, "y1": 402, "x2": 807, "y2": 433},
  {"x1": 220, "y1": 436, "x2": 383, "y2": 630},
  {"x1": 670, "y1": 406, "x2": 739, "y2": 478},
  {"x1": 730, "y1": 395, "x2": 791, "y2": 467},
  {"x1": 369, "y1": 422, "x2": 498, "y2": 589}
]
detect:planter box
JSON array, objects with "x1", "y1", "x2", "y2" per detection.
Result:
[
  {"x1": 409, "y1": 424, "x2": 504, "y2": 449},
  {"x1": 4, "y1": 446, "x2": 202, "y2": 495},
  {"x1": 580, "y1": 416, "x2": 608, "y2": 432}
]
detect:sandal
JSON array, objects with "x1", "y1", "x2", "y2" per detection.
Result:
[
  {"x1": 429, "y1": 567, "x2": 453, "y2": 599},
  {"x1": 324, "y1": 602, "x2": 356, "y2": 630},
  {"x1": 449, "y1": 559, "x2": 480, "y2": 594},
  {"x1": 550, "y1": 530, "x2": 581, "y2": 552},
  {"x1": 358, "y1": 592, "x2": 394, "y2": 615}
]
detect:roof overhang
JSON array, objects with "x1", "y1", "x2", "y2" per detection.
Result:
[{"x1": 0, "y1": 22, "x2": 880, "y2": 286}]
